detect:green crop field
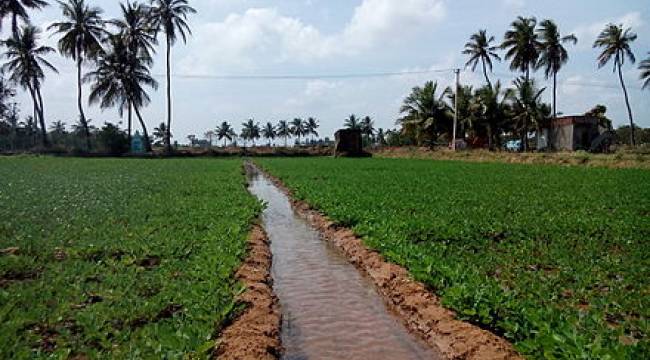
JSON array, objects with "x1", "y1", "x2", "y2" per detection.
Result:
[
  {"x1": 257, "y1": 157, "x2": 650, "y2": 359},
  {"x1": 0, "y1": 157, "x2": 260, "y2": 359}
]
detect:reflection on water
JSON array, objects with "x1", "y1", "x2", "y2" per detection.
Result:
[{"x1": 247, "y1": 168, "x2": 439, "y2": 360}]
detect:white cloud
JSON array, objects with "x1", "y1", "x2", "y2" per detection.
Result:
[
  {"x1": 571, "y1": 12, "x2": 644, "y2": 50},
  {"x1": 180, "y1": 0, "x2": 446, "y2": 73}
]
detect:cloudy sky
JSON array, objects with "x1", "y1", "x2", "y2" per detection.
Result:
[{"x1": 6, "y1": 0, "x2": 650, "y2": 142}]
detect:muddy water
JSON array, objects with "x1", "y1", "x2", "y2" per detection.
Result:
[{"x1": 247, "y1": 169, "x2": 440, "y2": 360}]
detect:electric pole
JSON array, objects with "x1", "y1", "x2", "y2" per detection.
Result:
[{"x1": 452, "y1": 69, "x2": 460, "y2": 151}]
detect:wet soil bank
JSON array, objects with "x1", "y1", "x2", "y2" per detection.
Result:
[
  {"x1": 215, "y1": 225, "x2": 282, "y2": 360},
  {"x1": 252, "y1": 163, "x2": 522, "y2": 360}
]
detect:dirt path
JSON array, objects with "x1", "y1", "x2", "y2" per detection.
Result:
[{"x1": 253, "y1": 163, "x2": 522, "y2": 360}]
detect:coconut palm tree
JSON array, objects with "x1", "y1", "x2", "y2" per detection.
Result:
[
  {"x1": 361, "y1": 115, "x2": 375, "y2": 142},
  {"x1": 344, "y1": 114, "x2": 361, "y2": 130},
  {"x1": 276, "y1": 119, "x2": 290, "y2": 147},
  {"x1": 305, "y1": 117, "x2": 319, "y2": 144},
  {"x1": 471, "y1": 82, "x2": 512, "y2": 150},
  {"x1": 0, "y1": 0, "x2": 48, "y2": 35},
  {"x1": 502, "y1": 16, "x2": 540, "y2": 82},
  {"x1": 508, "y1": 77, "x2": 547, "y2": 151},
  {"x1": 241, "y1": 119, "x2": 260, "y2": 147},
  {"x1": 110, "y1": 1, "x2": 157, "y2": 143},
  {"x1": 153, "y1": 121, "x2": 166, "y2": 145},
  {"x1": 290, "y1": 118, "x2": 306, "y2": 145},
  {"x1": 150, "y1": 0, "x2": 196, "y2": 153},
  {"x1": 112, "y1": 1, "x2": 157, "y2": 59},
  {"x1": 397, "y1": 81, "x2": 452, "y2": 146},
  {"x1": 536, "y1": 19, "x2": 577, "y2": 120},
  {"x1": 463, "y1": 29, "x2": 501, "y2": 87},
  {"x1": 1, "y1": 25, "x2": 57, "y2": 147},
  {"x1": 594, "y1": 24, "x2": 638, "y2": 146},
  {"x1": 216, "y1": 121, "x2": 235, "y2": 147},
  {"x1": 641, "y1": 53, "x2": 650, "y2": 90},
  {"x1": 261, "y1": 122, "x2": 276, "y2": 147},
  {"x1": 49, "y1": 0, "x2": 106, "y2": 150},
  {"x1": 85, "y1": 35, "x2": 157, "y2": 152}
]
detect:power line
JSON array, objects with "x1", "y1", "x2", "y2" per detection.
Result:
[{"x1": 150, "y1": 68, "x2": 458, "y2": 80}]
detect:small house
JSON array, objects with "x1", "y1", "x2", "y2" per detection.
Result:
[{"x1": 541, "y1": 116, "x2": 603, "y2": 151}]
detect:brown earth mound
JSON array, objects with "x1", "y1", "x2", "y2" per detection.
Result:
[
  {"x1": 257, "y1": 165, "x2": 521, "y2": 360},
  {"x1": 215, "y1": 225, "x2": 281, "y2": 360}
]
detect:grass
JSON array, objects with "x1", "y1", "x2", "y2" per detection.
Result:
[
  {"x1": 257, "y1": 157, "x2": 649, "y2": 359},
  {"x1": 0, "y1": 157, "x2": 261, "y2": 359}
]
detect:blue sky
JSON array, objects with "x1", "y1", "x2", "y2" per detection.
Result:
[{"x1": 8, "y1": 0, "x2": 650, "y2": 142}]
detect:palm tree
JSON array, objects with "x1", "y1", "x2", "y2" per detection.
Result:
[
  {"x1": 290, "y1": 118, "x2": 306, "y2": 145},
  {"x1": 471, "y1": 82, "x2": 511, "y2": 150},
  {"x1": 508, "y1": 77, "x2": 547, "y2": 151},
  {"x1": 344, "y1": 114, "x2": 361, "y2": 130},
  {"x1": 0, "y1": 0, "x2": 48, "y2": 35},
  {"x1": 361, "y1": 115, "x2": 375, "y2": 141},
  {"x1": 463, "y1": 30, "x2": 501, "y2": 87},
  {"x1": 261, "y1": 122, "x2": 276, "y2": 147},
  {"x1": 1, "y1": 25, "x2": 57, "y2": 147},
  {"x1": 49, "y1": 120, "x2": 67, "y2": 144},
  {"x1": 502, "y1": 16, "x2": 540, "y2": 82},
  {"x1": 216, "y1": 121, "x2": 235, "y2": 147},
  {"x1": 242, "y1": 119, "x2": 260, "y2": 147},
  {"x1": 276, "y1": 120, "x2": 290, "y2": 147},
  {"x1": 49, "y1": 0, "x2": 106, "y2": 150},
  {"x1": 112, "y1": 1, "x2": 157, "y2": 59},
  {"x1": 397, "y1": 81, "x2": 452, "y2": 146},
  {"x1": 594, "y1": 24, "x2": 638, "y2": 146},
  {"x1": 150, "y1": 0, "x2": 196, "y2": 153},
  {"x1": 111, "y1": 1, "x2": 157, "y2": 143},
  {"x1": 153, "y1": 122, "x2": 167, "y2": 146},
  {"x1": 536, "y1": 19, "x2": 577, "y2": 120},
  {"x1": 85, "y1": 35, "x2": 157, "y2": 152},
  {"x1": 641, "y1": 53, "x2": 650, "y2": 90},
  {"x1": 305, "y1": 117, "x2": 319, "y2": 143}
]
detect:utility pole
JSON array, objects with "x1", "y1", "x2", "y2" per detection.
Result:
[{"x1": 452, "y1": 69, "x2": 460, "y2": 151}]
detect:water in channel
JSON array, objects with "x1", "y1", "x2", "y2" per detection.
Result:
[{"x1": 247, "y1": 168, "x2": 440, "y2": 360}]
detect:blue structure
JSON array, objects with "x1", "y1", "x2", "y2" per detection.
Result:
[{"x1": 131, "y1": 131, "x2": 145, "y2": 154}]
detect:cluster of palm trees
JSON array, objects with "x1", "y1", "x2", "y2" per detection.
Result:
[
  {"x1": 193, "y1": 117, "x2": 320, "y2": 148},
  {"x1": 400, "y1": 17, "x2": 648, "y2": 149},
  {"x1": 0, "y1": 0, "x2": 195, "y2": 152}
]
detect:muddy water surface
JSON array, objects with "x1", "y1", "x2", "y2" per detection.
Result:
[{"x1": 248, "y1": 169, "x2": 440, "y2": 360}]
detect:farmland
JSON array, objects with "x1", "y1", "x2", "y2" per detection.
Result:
[
  {"x1": 257, "y1": 157, "x2": 650, "y2": 358},
  {"x1": 0, "y1": 158, "x2": 261, "y2": 358}
]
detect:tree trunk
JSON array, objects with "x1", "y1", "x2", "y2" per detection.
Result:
[
  {"x1": 127, "y1": 102, "x2": 133, "y2": 147},
  {"x1": 487, "y1": 124, "x2": 494, "y2": 151},
  {"x1": 165, "y1": 36, "x2": 172, "y2": 153},
  {"x1": 617, "y1": 62, "x2": 636, "y2": 146},
  {"x1": 35, "y1": 86, "x2": 49, "y2": 148},
  {"x1": 522, "y1": 65, "x2": 530, "y2": 152},
  {"x1": 133, "y1": 105, "x2": 152, "y2": 152},
  {"x1": 77, "y1": 56, "x2": 91, "y2": 151},
  {"x1": 482, "y1": 59, "x2": 491, "y2": 88},
  {"x1": 552, "y1": 71, "x2": 557, "y2": 120},
  {"x1": 28, "y1": 85, "x2": 42, "y2": 147}
]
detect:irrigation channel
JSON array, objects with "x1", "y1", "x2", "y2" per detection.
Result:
[{"x1": 247, "y1": 167, "x2": 440, "y2": 359}]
